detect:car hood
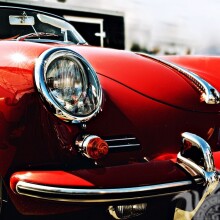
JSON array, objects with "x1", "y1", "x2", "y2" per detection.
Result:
[
  {"x1": 71, "y1": 46, "x2": 220, "y2": 113},
  {"x1": 0, "y1": 41, "x2": 219, "y2": 164},
  {"x1": 0, "y1": 41, "x2": 219, "y2": 113}
]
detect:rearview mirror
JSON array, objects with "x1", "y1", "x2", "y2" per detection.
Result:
[{"x1": 9, "y1": 15, "x2": 35, "y2": 25}]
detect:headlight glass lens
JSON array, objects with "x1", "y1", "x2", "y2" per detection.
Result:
[
  {"x1": 35, "y1": 48, "x2": 102, "y2": 123},
  {"x1": 46, "y1": 57, "x2": 86, "y2": 114}
]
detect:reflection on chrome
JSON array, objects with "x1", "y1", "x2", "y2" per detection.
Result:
[
  {"x1": 178, "y1": 132, "x2": 217, "y2": 180},
  {"x1": 175, "y1": 132, "x2": 219, "y2": 219}
]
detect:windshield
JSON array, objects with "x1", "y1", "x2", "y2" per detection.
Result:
[{"x1": 0, "y1": 6, "x2": 86, "y2": 44}]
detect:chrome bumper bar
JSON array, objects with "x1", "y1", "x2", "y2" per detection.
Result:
[{"x1": 16, "y1": 179, "x2": 196, "y2": 203}]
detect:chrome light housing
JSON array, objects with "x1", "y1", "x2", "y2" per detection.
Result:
[{"x1": 35, "y1": 47, "x2": 102, "y2": 123}]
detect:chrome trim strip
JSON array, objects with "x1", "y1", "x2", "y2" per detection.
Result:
[
  {"x1": 108, "y1": 144, "x2": 140, "y2": 148},
  {"x1": 105, "y1": 137, "x2": 136, "y2": 142},
  {"x1": 16, "y1": 180, "x2": 193, "y2": 203},
  {"x1": 105, "y1": 136, "x2": 140, "y2": 150},
  {"x1": 137, "y1": 53, "x2": 220, "y2": 104}
]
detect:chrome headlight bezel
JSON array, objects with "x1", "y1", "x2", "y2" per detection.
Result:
[{"x1": 35, "y1": 47, "x2": 103, "y2": 123}]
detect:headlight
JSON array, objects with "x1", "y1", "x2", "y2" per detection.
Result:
[{"x1": 35, "y1": 47, "x2": 102, "y2": 123}]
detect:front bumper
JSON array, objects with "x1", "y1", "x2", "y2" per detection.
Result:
[
  {"x1": 15, "y1": 179, "x2": 194, "y2": 203},
  {"x1": 10, "y1": 160, "x2": 197, "y2": 204},
  {"x1": 8, "y1": 133, "x2": 220, "y2": 218}
]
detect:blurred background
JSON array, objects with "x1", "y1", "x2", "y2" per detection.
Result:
[{"x1": 1, "y1": 0, "x2": 220, "y2": 55}]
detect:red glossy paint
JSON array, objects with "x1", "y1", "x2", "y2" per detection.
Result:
[
  {"x1": 10, "y1": 171, "x2": 94, "y2": 192},
  {"x1": 213, "y1": 151, "x2": 220, "y2": 170},
  {"x1": 10, "y1": 160, "x2": 188, "y2": 190},
  {"x1": 163, "y1": 55, "x2": 220, "y2": 92},
  {"x1": 0, "y1": 39, "x2": 220, "y2": 217},
  {"x1": 70, "y1": 46, "x2": 220, "y2": 113},
  {"x1": 92, "y1": 74, "x2": 219, "y2": 159}
]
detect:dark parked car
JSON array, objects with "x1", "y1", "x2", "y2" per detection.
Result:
[{"x1": 0, "y1": 6, "x2": 220, "y2": 220}]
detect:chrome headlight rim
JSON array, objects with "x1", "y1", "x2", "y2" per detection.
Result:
[{"x1": 35, "y1": 47, "x2": 103, "y2": 123}]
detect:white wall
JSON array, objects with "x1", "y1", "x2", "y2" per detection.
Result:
[{"x1": 60, "y1": 0, "x2": 220, "y2": 54}]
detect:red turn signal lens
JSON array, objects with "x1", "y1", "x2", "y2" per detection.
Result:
[
  {"x1": 76, "y1": 135, "x2": 109, "y2": 160},
  {"x1": 86, "y1": 137, "x2": 109, "y2": 160}
]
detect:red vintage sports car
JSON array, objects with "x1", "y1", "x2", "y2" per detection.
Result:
[{"x1": 0, "y1": 6, "x2": 220, "y2": 220}]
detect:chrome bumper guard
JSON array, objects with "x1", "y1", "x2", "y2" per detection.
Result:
[{"x1": 174, "y1": 132, "x2": 220, "y2": 219}]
